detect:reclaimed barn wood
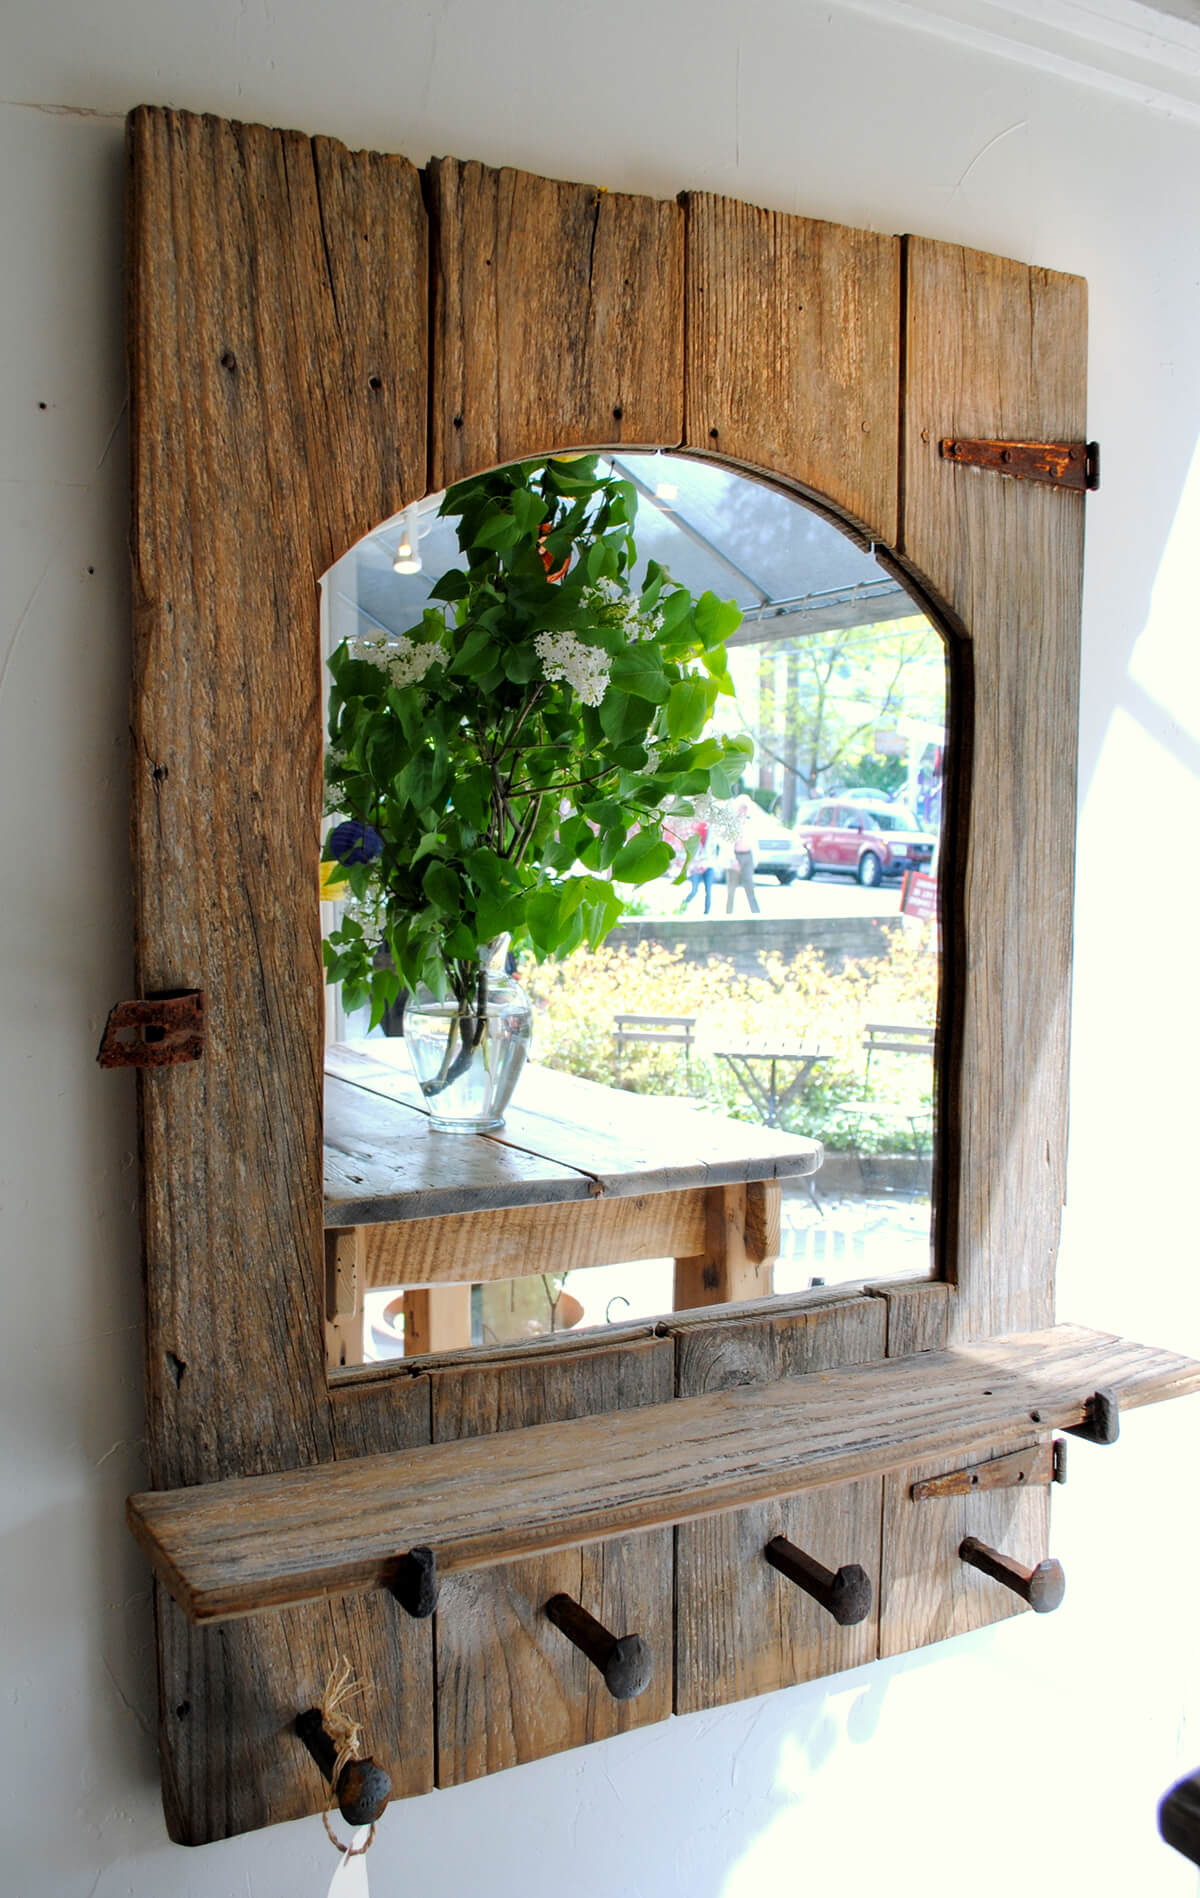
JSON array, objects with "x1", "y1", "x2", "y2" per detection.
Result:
[
  {"x1": 326, "y1": 1044, "x2": 822, "y2": 1218},
  {"x1": 431, "y1": 1336, "x2": 673, "y2": 1782},
  {"x1": 126, "y1": 110, "x2": 1109, "y2": 1840},
  {"x1": 361, "y1": 1189, "x2": 709, "y2": 1287},
  {"x1": 674, "y1": 1297, "x2": 886, "y2": 1713},
  {"x1": 878, "y1": 1279, "x2": 953, "y2": 1358},
  {"x1": 879, "y1": 1438, "x2": 1051, "y2": 1655},
  {"x1": 428, "y1": 157, "x2": 684, "y2": 487},
  {"x1": 127, "y1": 103, "x2": 432, "y2": 1843},
  {"x1": 682, "y1": 193, "x2": 900, "y2": 543},
  {"x1": 128, "y1": 1327, "x2": 1200, "y2": 1625},
  {"x1": 898, "y1": 237, "x2": 1087, "y2": 1344}
]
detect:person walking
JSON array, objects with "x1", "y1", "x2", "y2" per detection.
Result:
[
  {"x1": 681, "y1": 822, "x2": 718, "y2": 914},
  {"x1": 724, "y1": 793, "x2": 761, "y2": 914}
]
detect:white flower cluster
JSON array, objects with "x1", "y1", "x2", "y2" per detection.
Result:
[
  {"x1": 693, "y1": 792, "x2": 741, "y2": 843},
  {"x1": 589, "y1": 577, "x2": 663, "y2": 642},
  {"x1": 534, "y1": 629, "x2": 612, "y2": 706},
  {"x1": 348, "y1": 633, "x2": 441, "y2": 690}
]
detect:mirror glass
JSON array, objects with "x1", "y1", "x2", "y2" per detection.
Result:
[{"x1": 321, "y1": 454, "x2": 946, "y2": 1366}]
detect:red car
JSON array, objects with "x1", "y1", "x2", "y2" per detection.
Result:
[{"x1": 795, "y1": 799, "x2": 935, "y2": 887}]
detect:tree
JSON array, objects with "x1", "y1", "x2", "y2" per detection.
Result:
[{"x1": 738, "y1": 617, "x2": 943, "y2": 819}]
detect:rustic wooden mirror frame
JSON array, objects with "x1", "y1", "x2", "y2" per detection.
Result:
[{"x1": 125, "y1": 106, "x2": 1178, "y2": 1846}]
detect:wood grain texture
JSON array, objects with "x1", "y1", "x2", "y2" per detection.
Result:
[
  {"x1": 879, "y1": 1280, "x2": 953, "y2": 1358},
  {"x1": 361, "y1": 1188, "x2": 709, "y2": 1287},
  {"x1": 428, "y1": 156, "x2": 684, "y2": 485},
  {"x1": 326, "y1": 1044, "x2": 822, "y2": 1222},
  {"x1": 899, "y1": 236, "x2": 1087, "y2": 1344},
  {"x1": 879, "y1": 1438, "x2": 1051, "y2": 1656},
  {"x1": 673, "y1": 1183, "x2": 773, "y2": 1309},
  {"x1": 129, "y1": 105, "x2": 426, "y2": 1483},
  {"x1": 674, "y1": 1296, "x2": 886, "y2": 1713},
  {"x1": 128, "y1": 1325, "x2": 1200, "y2": 1624},
  {"x1": 159, "y1": 1369, "x2": 432, "y2": 1843},
  {"x1": 430, "y1": 1336, "x2": 673, "y2": 1783},
  {"x1": 128, "y1": 104, "x2": 430, "y2": 1843},
  {"x1": 435, "y1": 1536, "x2": 673, "y2": 1783},
  {"x1": 683, "y1": 192, "x2": 900, "y2": 542}
]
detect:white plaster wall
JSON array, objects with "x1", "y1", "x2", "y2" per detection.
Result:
[{"x1": 2, "y1": 4, "x2": 1199, "y2": 1893}]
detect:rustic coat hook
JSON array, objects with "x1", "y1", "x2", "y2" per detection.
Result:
[
  {"x1": 389, "y1": 1544, "x2": 438, "y2": 1618},
  {"x1": 959, "y1": 1536, "x2": 1065, "y2": 1614},
  {"x1": 544, "y1": 1593, "x2": 653, "y2": 1701},
  {"x1": 1159, "y1": 1768, "x2": 1200, "y2": 1868},
  {"x1": 1065, "y1": 1387, "x2": 1120, "y2": 1445},
  {"x1": 764, "y1": 1535, "x2": 873, "y2": 1625},
  {"x1": 294, "y1": 1708, "x2": 392, "y2": 1824}
]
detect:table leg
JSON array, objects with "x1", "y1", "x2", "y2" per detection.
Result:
[
  {"x1": 404, "y1": 1284, "x2": 474, "y2": 1356},
  {"x1": 324, "y1": 1227, "x2": 366, "y2": 1369},
  {"x1": 673, "y1": 1183, "x2": 779, "y2": 1310}
]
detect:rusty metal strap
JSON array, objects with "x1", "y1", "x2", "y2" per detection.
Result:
[
  {"x1": 97, "y1": 989, "x2": 205, "y2": 1068},
  {"x1": 939, "y1": 437, "x2": 1100, "y2": 491}
]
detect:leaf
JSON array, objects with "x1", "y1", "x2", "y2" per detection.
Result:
[
  {"x1": 694, "y1": 590, "x2": 743, "y2": 645},
  {"x1": 475, "y1": 510, "x2": 521, "y2": 550},
  {"x1": 429, "y1": 569, "x2": 470, "y2": 602},
  {"x1": 422, "y1": 860, "x2": 461, "y2": 914},
  {"x1": 666, "y1": 677, "x2": 709, "y2": 740},
  {"x1": 611, "y1": 830, "x2": 673, "y2": 883},
  {"x1": 610, "y1": 646, "x2": 669, "y2": 703}
]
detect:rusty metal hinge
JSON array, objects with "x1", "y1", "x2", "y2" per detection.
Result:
[
  {"x1": 939, "y1": 436, "x2": 1100, "y2": 492},
  {"x1": 97, "y1": 989, "x2": 205, "y2": 1068},
  {"x1": 910, "y1": 1438, "x2": 1067, "y2": 1501}
]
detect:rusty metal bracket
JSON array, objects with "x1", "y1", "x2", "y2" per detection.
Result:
[
  {"x1": 939, "y1": 436, "x2": 1100, "y2": 491},
  {"x1": 911, "y1": 1439, "x2": 1066, "y2": 1501},
  {"x1": 97, "y1": 989, "x2": 205, "y2": 1068}
]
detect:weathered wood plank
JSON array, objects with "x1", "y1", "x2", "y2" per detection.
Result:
[
  {"x1": 431, "y1": 1337, "x2": 673, "y2": 1783},
  {"x1": 683, "y1": 193, "x2": 901, "y2": 543},
  {"x1": 673, "y1": 1183, "x2": 773, "y2": 1309},
  {"x1": 128, "y1": 103, "x2": 430, "y2": 1843},
  {"x1": 877, "y1": 1279, "x2": 953, "y2": 1358},
  {"x1": 899, "y1": 237, "x2": 1087, "y2": 1343},
  {"x1": 128, "y1": 1326, "x2": 1200, "y2": 1623},
  {"x1": 674, "y1": 1295, "x2": 886, "y2": 1713},
  {"x1": 326, "y1": 1044, "x2": 822, "y2": 1222},
  {"x1": 361, "y1": 1187, "x2": 709, "y2": 1287},
  {"x1": 431, "y1": 1335, "x2": 673, "y2": 1443},
  {"x1": 879, "y1": 1438, "x2": 1051, "y2": 1655},
  {"x1": 428, "y1": 156, "x2": 684, "y2": 486},
  {"x1": 403, "y1": 1286, "x2": 474, "y2": 1356},
  {"x1": 673, "y1": 1290, "x2": 885, "y2": 1396}
]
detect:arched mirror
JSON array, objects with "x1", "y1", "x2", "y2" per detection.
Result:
[{"x1": 320, "y1": 451, "x2": 947, "y2": 1364}]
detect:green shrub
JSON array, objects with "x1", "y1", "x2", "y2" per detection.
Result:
[{"x1": 520, "y1": 930, "x2": 937, "y2": 1152}]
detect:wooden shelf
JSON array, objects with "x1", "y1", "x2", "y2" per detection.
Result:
[{"x1": 128, "y1": 1324, "x2": 1200, "y2": 1625}]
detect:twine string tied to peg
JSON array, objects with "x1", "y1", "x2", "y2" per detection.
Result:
[{"x1": 320, "y1": 1657, "x2": 377, "y2": 1857}]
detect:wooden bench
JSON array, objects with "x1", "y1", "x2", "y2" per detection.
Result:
[
  {"x1": 612, "y1": 1012, "x2": 696, "y2": 1073},
  {"x1": 862, "y1": 1021, "x2": 935, "y2": 1079}
]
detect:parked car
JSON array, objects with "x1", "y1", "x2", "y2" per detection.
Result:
[
  {"x1": 795, "y1": 799, "x2": 936, "y2": 887},
  {"x1": 709, "y1": 803, "x2": 810, "y2": 884}
]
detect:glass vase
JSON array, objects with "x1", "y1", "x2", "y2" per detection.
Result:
[{"x1": 404, "y1": 942, "x2": 532, "y2": 1133}]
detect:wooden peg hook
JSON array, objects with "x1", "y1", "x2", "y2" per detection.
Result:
[
  {"x1": 959, "y1": 1536, "x2": 1065, "y2": 1614},
  {"x1": 295, "y1": 1708, "x2": 392, "y2": 1824},
  {"x1": 544, "y1": 1593, "x2": 653, "y2": 1701},
  {"x1": 764, "y1": 1535, "x2": 873, "y2": 1625},
  {"x1": 389, "y1": 1544, "x2": 438, "y2": 1618}
]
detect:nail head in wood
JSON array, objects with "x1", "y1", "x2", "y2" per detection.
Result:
[
  {"x1": 544, "y1": 1593, "x2": 653, "y2": 1701},
  {"x1": 389, "y1": 1544, "x2": 438, "y2": 1618},
  {"x1": 764, "y1": 1536, "x2": 873, "y2": 1625},
  {"x1": 959, "y1": 1536, "x2": 1065, "y2": 1614},
  {"x1": 294, "y1": 1708, "x2": 392, "y2": 1823},
  {"x1": 1066, "y1": 1387, "x2": 1119, "y2": 1445}
]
